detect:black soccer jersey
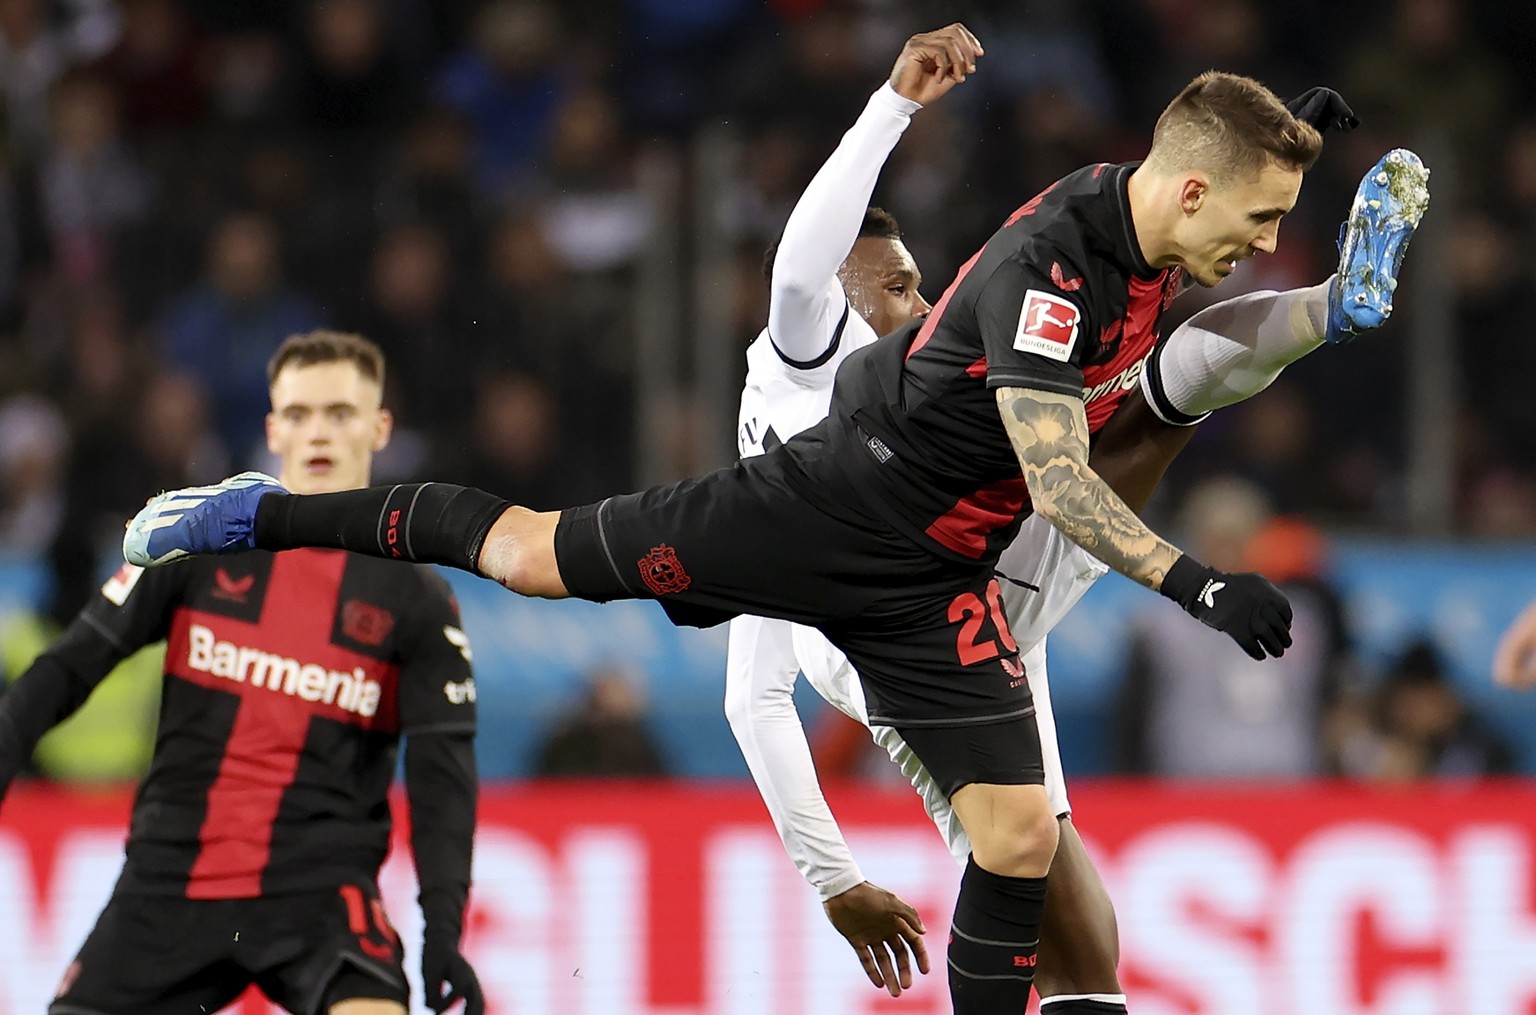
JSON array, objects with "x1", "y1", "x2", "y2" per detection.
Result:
[
  {"x1": 824, "y1": 161, "x2": 1182, "y2": 564},
  {"x1": 36, "y1": 549, "x2": 475, "y2": 898}
]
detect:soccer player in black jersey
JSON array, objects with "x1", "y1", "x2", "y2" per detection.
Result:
[
  {"x1": 2, "y1": 332, "x2": 483, "y2": 1015},
  {"x1": 126, "y1": 73, "x2": 1425, "y2": 1015}
]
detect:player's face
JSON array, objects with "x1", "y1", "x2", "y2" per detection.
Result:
[
  {"x1": 1177, "y1": 160, "x2": 1303, "y2": 287},
  {"x1": 838, "y1": 237, "x2": 932, "y2": 337},
  {"x1": 266, "y1": 360, "x2": 392, "y2": 495}
]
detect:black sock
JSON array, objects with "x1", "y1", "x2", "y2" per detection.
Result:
[
  {"x1": 947, "y1": 856, "x2": 1047, "y2": 1014},
  {"x1": 1040, "y1": 996, "x2": 1129, "y2": 1014},
  {"x1": 255, "y1": 484, "x2": 510, "y2": 573}
]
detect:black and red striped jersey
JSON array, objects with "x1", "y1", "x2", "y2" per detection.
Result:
[
  {"x1": 824, "y1": 161, "x2": 1181, "y2": 564},
  {"x1": 67, "y1": 549, "x2": 475, "y2": 898}
]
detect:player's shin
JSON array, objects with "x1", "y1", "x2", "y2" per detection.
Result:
[
  {"x1": 255, "y1": 484, "x2": 510, "y2": 573},
  {"x1": 947, "y1": 856, "x2": 1049, "y2": 1013},
  {"x1": 1035, "y1": 818, "x2": 1128, "y2": 1013}
]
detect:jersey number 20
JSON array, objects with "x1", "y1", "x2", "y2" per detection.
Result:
[{"x1": 948, "y1": 579, "x2": 1019, "y2": 665}]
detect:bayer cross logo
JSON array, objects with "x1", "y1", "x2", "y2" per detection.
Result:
[{"x1": 638, "y1": 544, "x2": 692, "y2": 595}]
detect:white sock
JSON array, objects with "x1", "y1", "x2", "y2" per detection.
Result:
[
  {"x1": 1144, "y1": 281, "x2": 1330, "y2": 422},
  {"x1": 1039, "y1": 992, "x2": 1130, "y2": 1013}
]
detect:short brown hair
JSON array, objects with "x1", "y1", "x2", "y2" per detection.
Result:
[
  {"x1": 267, "y1": 330, "x2": 385, "y2": 388},
  {"x1": 1145, "y1": 71, "x2": 1323, "y2": 183}
]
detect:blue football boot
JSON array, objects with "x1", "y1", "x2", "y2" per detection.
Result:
[
  {"x1": 123, "y1": 471, "x2": 287, "y2": 567},
  {"x1": 1326, "y1": 148, "x2": 1430, "y2": 344}
]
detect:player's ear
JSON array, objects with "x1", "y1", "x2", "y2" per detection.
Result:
[
  {"x1": 1179, "y1": 175, "x2": 1208, "y2": 215},
  {"x1": 265, "y1": 411, "x2": 279, "y2": 455},
  {"x1": 373, "y1": 408, "x2": 393, "y2": 452}
]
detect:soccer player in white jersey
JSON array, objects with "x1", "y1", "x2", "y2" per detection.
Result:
[{"x1": 725, "y1": 23, "x2": 1422, "y2": 1013}]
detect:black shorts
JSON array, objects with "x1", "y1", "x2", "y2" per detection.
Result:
[
  {"x1": 50, "y1": 882, "x2": 407, "y2": 1015},
  {"x1": 895, "y1": 715, "x2": 1046, "y2": 798},
  {"x1": 554, "y1": 443, "x2": 1042, "y2": 755}
]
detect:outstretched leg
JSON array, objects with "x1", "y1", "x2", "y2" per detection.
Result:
[{"x1": 123, "y1": 478, "x2": 570, "y2": 598}]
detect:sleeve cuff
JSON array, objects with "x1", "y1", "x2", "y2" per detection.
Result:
[
  {"x1": 770, "y1": 301, "x2": 850, "y2": 371},
  {"x1": 871, "y1": 81, "x2": 923, "y2": 118},
  {"x1": 986, "y1": 373, "x2": 1086, "y2": 399},
  {"x1": 816, "y1": 866, "x2": 868, "y2": 902},
  {"x1": 1140, "y1": 341, "x2": 1211, "y2": 427}
]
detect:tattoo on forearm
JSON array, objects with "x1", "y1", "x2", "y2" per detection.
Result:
[{"x1": 996, "y1": 387, "x2": 1179, "y2": 589}]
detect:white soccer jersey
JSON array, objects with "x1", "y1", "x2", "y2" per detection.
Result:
[
  {"x1": 736, "y1": 306, "x2": 876, "y2": 460},
  {"x1": 734, "y1": 87, "x2": 917, "y2": 461},
  {"x1": 725, "y1": 82, "x2": 918, "y2": 902}
]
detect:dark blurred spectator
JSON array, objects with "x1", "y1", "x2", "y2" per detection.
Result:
[
  {"x1": 376, "y1": 104, "x2": 484, "y2": 266},
  {"x1": 296, "y1": 0, "x2": 411, "y2": 141},
  {"x1": 1138, "y1": 0, "x2": 1292, "y2": 115},
  {"x1": 1328, "y1": 639, "x2": 1515, "y2": 780},
  {"x1": 460, "y1": 368, "x2": 613, "y2": 508},
  {"x1": 95, "y1": 0, "x2": 209, "y2": 136},
  {"x1": 435, "y1": 0, "x2": 566, "y2": 195},
  {"x1": 1173, "y1": 382, "x2": 1329, "y2": 515},
  {"x1": 49, "y1": 366, "x2": 226, "y2": 620},
  {"x1": 0, "y1": 0, "x2": 121, "y2": 162},
  {"x1": 0, "y1": 393, "x2": 66, "y2": 554},
  {"x1": 1345, "y1": 0, "x2": 1509, "y2": 175},
  {"x1": 537, "y1": 86, "x2": 651, "y2": 272},
  {"x1": 885, "y1": 98, "x2": 985, "y2": 285},
  {"x1": 1437, "y1": 208, "x2": 1536, "y2": 536},
  {"x1": 1115, "y1": 477, "x2": 1350, "y2": 777},
  {"x1": 358, "y1": 219, "x2": 476, "y2": 429},
  {"x1": 1504, "y1": 120, "x2": 1536, "y2": 240},
  {"x1": 0, "y1": 155, "x2": 20, "y2": 315},
  {"x1": 718, "y1": 125, "x2": 814, "y2": 249},
  {"x1": 22, "y1": 283, "x2": 141, "y2": 423},
  {"x1": 36, "y1": 68, "x2": 152, "y2": 286},
  {"x1": 205, "y1": 29, "x2": 288, "y2": 127},
  {"x1": 471, "y1": 209, "x2": 636, "y2": 497},
  {"x1": 726, "y1": 2, "x2": 877, "y2": 140},
  {"x1": 533, "y1": 666, "x2": 669, "y2": 777},
  {"x1": 158, "y1": 210, "x2": 319, "y2": 457},
  {"x1": 618, "y1": 0, "x2": 756, "y2": 132},
  {"x1": 462, "y1": 370, "x2": 561, "y2": 509}
]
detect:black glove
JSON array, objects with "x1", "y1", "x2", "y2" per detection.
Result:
[
  {"x1": 1284, "y1": 86, "x2": 1359, "y2": 134},
  {"x1": 422, "y1": 927, "x2": 484, "y2": 1015},
  {"x1": 1160, "y1": 554, "x2": 1294, "y2": 660}
]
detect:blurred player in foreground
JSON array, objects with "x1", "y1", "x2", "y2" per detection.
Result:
[{"x1": 1, "y1": 332, "x2": 482, "y2": 1015}]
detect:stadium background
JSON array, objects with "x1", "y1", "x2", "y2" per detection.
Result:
[{"x1": 1, "y1": 0, "x2": 1535, "y2": 1011}]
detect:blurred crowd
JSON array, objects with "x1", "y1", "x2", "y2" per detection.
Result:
[
  {"x1": 0, "y1": 0, "x2": 1531, "y2": 781},
  {"x1": 1, "y1": 0, "x2": 1535, "y2": 609}
]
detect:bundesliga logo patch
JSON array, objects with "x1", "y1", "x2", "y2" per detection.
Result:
[{"x1": 1013, "y1": 289, "x2": 1081, "y2": 362}]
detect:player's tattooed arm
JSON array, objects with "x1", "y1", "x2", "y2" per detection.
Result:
[{"x1": 996, "y1": 386, "x2": 1182, "y2": 591}]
